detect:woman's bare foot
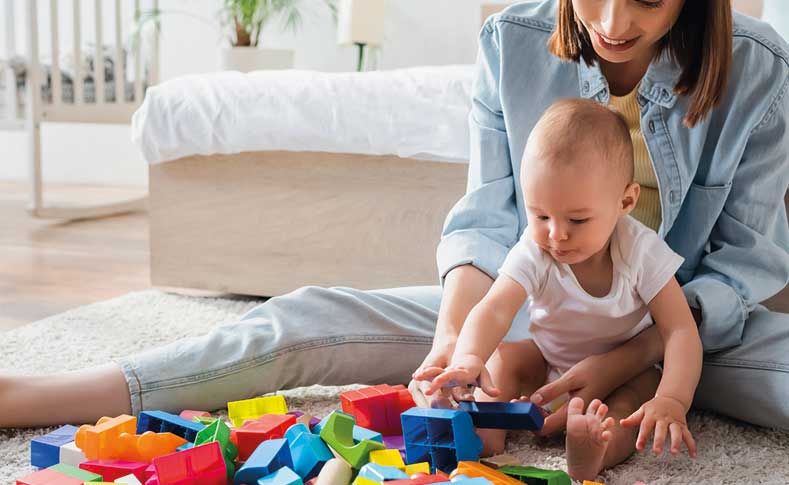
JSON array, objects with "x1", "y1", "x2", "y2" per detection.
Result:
[
  {"x1": 0, "y1": 364, "x2": 132, "y2": 428},
  {"x1": 565, "y1": 397, "x2": 615, "y2": 481}
]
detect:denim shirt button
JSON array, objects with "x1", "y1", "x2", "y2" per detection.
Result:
[
  {"x1": 648, "y1": 120, "x2": 656, "y2": 134},
  {"x1": 583, "y1": 81, "x2": 590, "y2": 93},
  {"x1": 669, "y1": 190, "x2": 678, "y2": 203}
]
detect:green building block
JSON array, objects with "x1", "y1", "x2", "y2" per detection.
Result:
[
  {"x1": 47, "y1": 463, "x2": 103, "y2": 482},
  {"x1": 193, "y1": 415, "x2": 219, "y2": 425},
  {"x1": 194, "y1": 418, "x2": 237, "y2": 478},
  {"x1": 319, "y1": 411, "x2": 385, "y2": 469},
  {"x1": 498, "y1": 465, "x2": 571, "y2": 485}
]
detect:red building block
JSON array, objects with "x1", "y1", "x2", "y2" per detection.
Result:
[
  {"x1": 153, "y1": 442, "x2": 225, "y2": 485},
  {"x1": 232, "y1": 413, "x2": 297, "y2": 462},
  {"x1": 80, "y1": 459, "x2": 150, "y2": 482},
  {"x1": 16, "y1": 469, "x2": 84, "y2": 485},
  {"x1": 340, "y1": 384, "x2": 414, "y2": 436}
]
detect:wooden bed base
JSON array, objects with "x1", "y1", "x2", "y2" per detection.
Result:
[{"x1": 149, "y1": 151, "x2": 467, "y2": 296}]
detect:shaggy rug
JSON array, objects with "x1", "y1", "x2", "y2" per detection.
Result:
[{"x1": 1, "y1": 290, "x2": 788, "y2": 484}]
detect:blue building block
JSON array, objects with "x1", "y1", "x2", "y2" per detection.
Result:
[
  {"x1": 452, "y1": 477, "x2": 493, "y2": 485},
  {"x1": 177, "y1": 442, "x2": 195, "y2": 452},
  {"x1": 257, "y1": 466, "x2": 303, "y2": 485},
  {"x1": 456, "y1": 401, "x2": 544, "y2": 431},
  {"x1": 313, "y1": 412, "x2": 384, "y2": 444},
  {"x1": 400, "y1": 407, "x2": 482, "y2": 474},
  {"x1": 235, "y1": 438, "x2": 294, "y2": 485},
  {"x1": 136, "y1": 410, "x2": 205, "y2": 442},
  {"x1": 285, "y1": 423, "x2": 333, "y2": 480},
  {"x1": 358, "y1": 463, "x2": 409, "y2": 482},
  {"x1": 30, "y1": 424, "x2": 79, "y2": 468}
]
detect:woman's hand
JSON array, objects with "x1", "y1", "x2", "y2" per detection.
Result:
[
  {"x1": 408, "y1": 340, "x2": 457, "y2": 409},
  {"x1": 620, "y1": 395, "x2": 697, "y2": 458},
  {"x1": 416, "y1": 353, "x2": 499, "y2": 399}
]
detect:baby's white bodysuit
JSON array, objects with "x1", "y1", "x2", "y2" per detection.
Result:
[{"x1": 498, "y1": 215, "x2": 684, "y2": 373}]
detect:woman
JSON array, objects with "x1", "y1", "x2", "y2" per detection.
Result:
[{"x1": 2, "y1": 0, "x2": 787, "y2": 438}]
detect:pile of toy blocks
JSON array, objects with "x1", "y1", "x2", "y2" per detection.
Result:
[{"x1": 16, "y1": 383, "x2": 622, "y2": 485}]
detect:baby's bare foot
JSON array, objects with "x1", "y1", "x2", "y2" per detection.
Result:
[
  {"x1": 476, "y1": 427, "x2": 507, "y2": 457},
  {"x1": 565, "y1": 397, "x2": 614, "y2": 481}
]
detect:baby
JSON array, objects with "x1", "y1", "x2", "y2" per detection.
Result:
[{"x1": 415, "y1": 98, "x2": 702, "y2": 481}]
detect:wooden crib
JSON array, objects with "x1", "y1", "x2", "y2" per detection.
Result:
[{"x1": 1, "y1": 0, "x2": 159, "y2": 219}]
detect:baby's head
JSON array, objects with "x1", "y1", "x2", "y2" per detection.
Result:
[{"x1": 521, "y1": 98, "x2": 640, "y2": 264}]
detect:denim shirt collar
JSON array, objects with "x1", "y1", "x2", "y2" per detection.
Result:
[{"x1": 576, "y1": 51, "x2": 682, "y2": 108}]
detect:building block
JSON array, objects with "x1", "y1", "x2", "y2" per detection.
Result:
[
  {"x1": 194, "y1": 418, "x2": 238, "y2": 478},
  {"x1": 115, "y1": 431, "x2": 189, "y2": 462},
  {"x1": 59, "y1": 441, "x2": 87, "y2": 466},
  {"x1": 354, "y1": 477, "x2": 381, "y2": 485},
  {"x1": 341, "y1": 385, "x2": 415, "y2": 436},
  {"x1": 47, "y1": 463, "x2": 103, "y2": 482},
  {"x1": 15, "y1": 468, "x2": 85, "y2": 485},
  {"x1": 137, "y1": 411, "x2": 206, "y2": 442},
  {"x1": 30, "y1": 424, "x2": 80, "y2": 468},
  {"x1": 400, "y1": 408, "x2": 482, "y2": 473},
  {"x1": 497, "y1": 466, "x2": 571, "y2": 485},
  {"x1": 228, "y1": 395, "x2": 288, "y2": 427},
  {"x1": 234, "y1": 438, "x2": 294, "y2": 485},
  {"x1": 258, "y1": 467, "x2": 304, "y2": 485},
  {"x1": 313, "y1": 412, "x2": 384, "y2": 444},
  {"x1": 193, "y1": 416, "x2": 219, "y2": 426},
  {"x1": 152, "y1": 442, "x2": 226, "y2": 485},
  {"x1": 179, "y1": 410, "x2": 211, "y2": 421},
  {"x1": 314, "y1": 458, "x2": 352, "y2": 485},
  {"x1": 177, "y1": 442, "x2": 195, "y2": 452},
  {"x1": 582, "y1": 482, "x2": 605, "y2": 485},
  {"x1": 75, "y1": 415, "x2": 138, "y2": 460},
  {"x1": 456, "y1": 402, "x2": 543, "y2": 431},
  {"x1": 450, "y1": 463, "x2": 521, "y2": 485},
  {"x1": 233, "y1": 413, "x2": 297, "y2": 462},
  {"x1": 369, "y1": 449, "x2": 406, "y2": 468},
  {"x1": 79, "y1": 460, "x2": 149, "y2": 482},
  {"x1": 479, "y1": 455, "x2": 520, "y2": 470},
  {"x1": 404, "y1": 463, "x2": 430, "y2": 476},
  {"x1": 116, "y1": 475, "x2": 145, "y2": 485},
  {"x1": 450, "y1": 477, "x2": 494, "y2": 485},
  {"x1": 358, "y1": 463, "x2": 409, "y2": 482},
  {"x1": 385, "y1": 475, "x2": 450, "y2": 485},
  {"x1": 319, "y1": 411, "x2": 386, "y2": 469},
  {"x1": 285, "y1": 423, "x2": 333, "y2": 480}
]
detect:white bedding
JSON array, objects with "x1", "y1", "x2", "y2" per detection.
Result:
[{"x1": 131, "y1": 65, "x2": 475, "y2": 165}]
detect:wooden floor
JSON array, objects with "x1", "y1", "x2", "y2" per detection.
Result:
[{"x1": 0, "y1": 181, "x2": 150, "y2": 331}]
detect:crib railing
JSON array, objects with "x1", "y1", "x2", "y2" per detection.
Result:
[
  {"x1": 3, "y1": 0, "x2": 160, "y2": 219},
  {"x1": 23, "y1": 0, "x2": 160, "y2": 123}
]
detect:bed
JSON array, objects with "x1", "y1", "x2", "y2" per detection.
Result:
[
  {"x1": 1, "y1": 0, "x2": 158, "y2": 219},
  {"x1": 138, "y1": 3, "x2": 788, "y2": 311}
]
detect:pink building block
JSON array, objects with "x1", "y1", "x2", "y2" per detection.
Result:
[
  {"x1": 179, "y1": 410, "x2": 211, "y2": 421},
  {"x1": 80, "y1": 459, "x2": 150, "y2": 482}
]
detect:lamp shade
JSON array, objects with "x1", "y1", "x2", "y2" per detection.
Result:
[{"x1": 337, "y1": 0, "x2": 386, "y2": 46}]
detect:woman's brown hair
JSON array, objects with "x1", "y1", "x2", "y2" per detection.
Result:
[{"x1": 548, "y1": 0, "x2": 732, "y2": 127}]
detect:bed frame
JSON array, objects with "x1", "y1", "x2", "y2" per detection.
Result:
[{"x1": 1, "y1": 0, "x2": 158, "y2": 220}]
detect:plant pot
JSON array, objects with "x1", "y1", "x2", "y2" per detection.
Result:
[{"x1": 220, "y1": 47, "x2": 294, "y2": 72}]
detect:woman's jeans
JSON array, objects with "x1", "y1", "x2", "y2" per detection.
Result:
[{"x1": 119, "y1": 285, "x2": 789, "y2": 430}]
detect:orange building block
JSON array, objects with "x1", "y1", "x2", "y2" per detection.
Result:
[
  {"x1": 75, "y1": 415, "x2": 137, "y2": 460},
  {"x1": 115, "y1": 431, "x2": 188, "y2": 462},
  {"x1": 450, "y1": 462, "x2": 523, "y2": 485}
]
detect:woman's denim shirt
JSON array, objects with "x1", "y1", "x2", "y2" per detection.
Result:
[{"x1": 437, "y1": 1, "x2": 789, "y2": 352}]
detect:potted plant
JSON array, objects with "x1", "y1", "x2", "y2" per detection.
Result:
[
  {"x1": 137, "y1": 0, "x2": 337, "y2": 72},
  {"x1": 219, "y1": 0, "x2": 315, "y2": 72}
]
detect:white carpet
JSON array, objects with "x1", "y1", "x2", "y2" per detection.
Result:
[{"x1": 2, "y1": 290, "x2": 788, "y2": 484}]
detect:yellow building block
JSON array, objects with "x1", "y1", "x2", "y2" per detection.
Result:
[
  {"x1": 582, "y1": 481, "x2": 605, "y2": 485},
  {"x1": 369, "y1": 449, "x2": 406, "y2": 468},
  {"x1": 353, "y1": 477, "x2": 382, "y2": 485},
  {"x1": 403, "y1": 463, "x2": 430, "y2": 476},
  {"x1": 227, "y1": 395, "x2": 288, "y2": 427}
]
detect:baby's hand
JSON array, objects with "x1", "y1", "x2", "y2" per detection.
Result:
[
  {"x1": 620, "y1": 395, "x2": 697, "y2": 458},
  {"x1": 413, "y1": 354, "x2": 498, "y2": 399}
]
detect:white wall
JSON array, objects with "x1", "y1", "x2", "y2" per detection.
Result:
[
  {"x1": 1, "y1": 1, "x2": 787, "y2": 186},
  {"x1": 0, "y1": 0, "x2": 510, "y2": 186}
]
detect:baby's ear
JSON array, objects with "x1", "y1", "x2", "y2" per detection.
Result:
[{"x1": 621, "y1": 182, "x2": 641, "y2": 214}]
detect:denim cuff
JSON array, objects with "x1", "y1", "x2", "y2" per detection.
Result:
[
  {"x1": 436, "y1": 231, "x2": 510, "y2": 286},
  {"x1": 682, "y1": 276, "x2": 748, "y2": 352},
  {"x1": 116, "y1": 358, "x2": 144, "y2": 416}
]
